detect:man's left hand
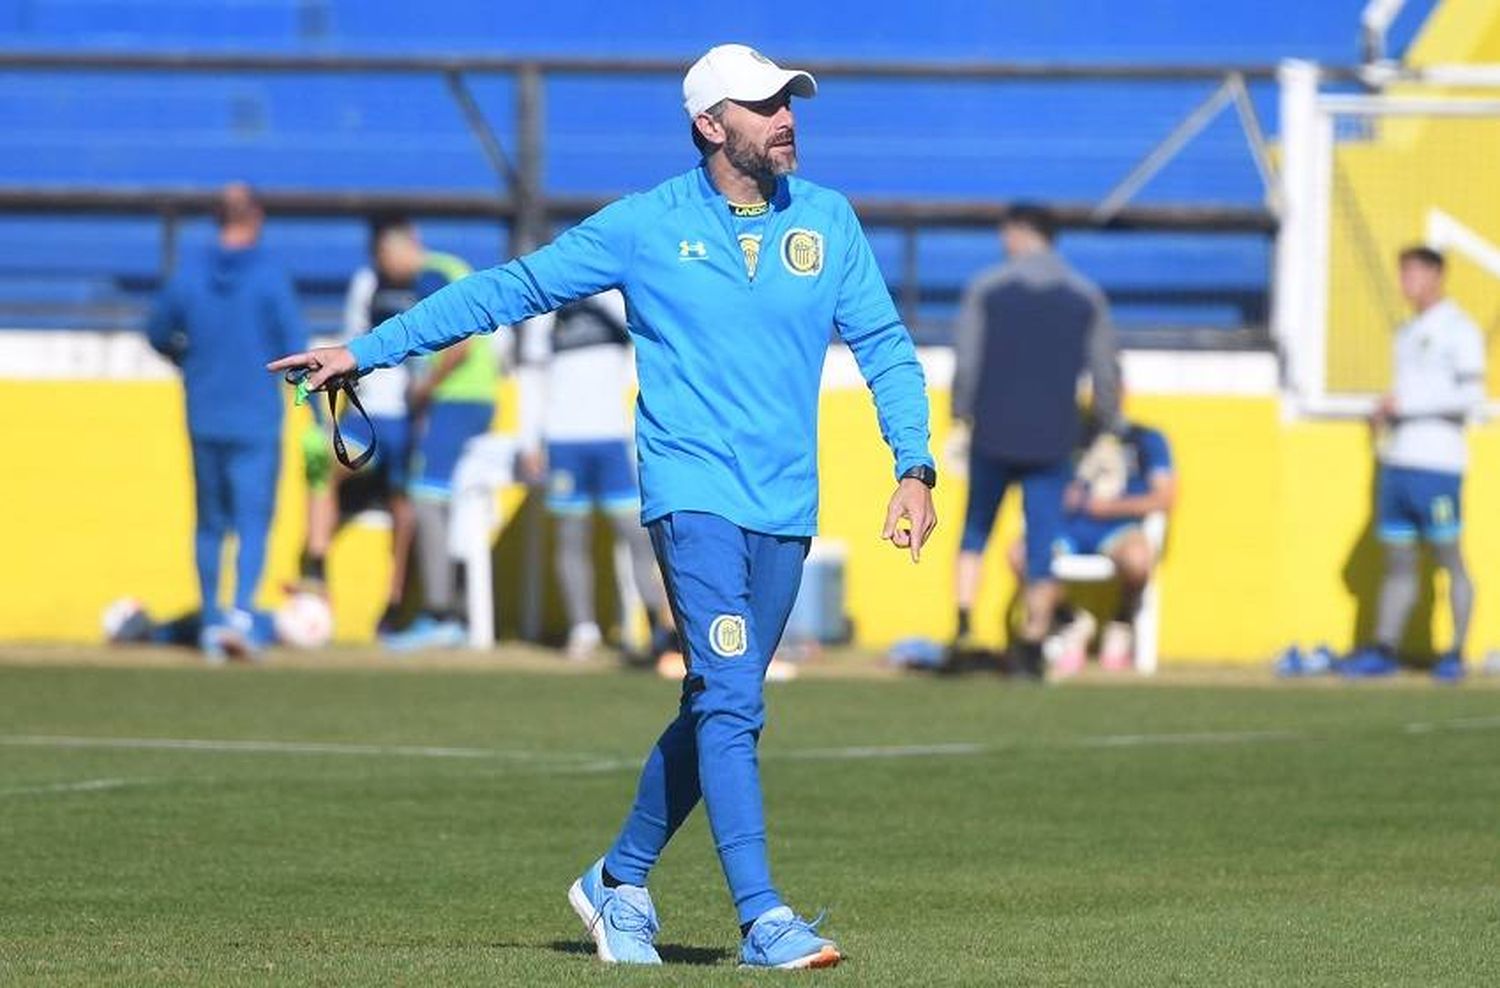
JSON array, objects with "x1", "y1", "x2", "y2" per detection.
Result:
[{"x1": 882, "y1": 478, "x2": 937, "y2": 563}]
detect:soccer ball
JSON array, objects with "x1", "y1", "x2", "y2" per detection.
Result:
[{"x1": 274, "y1": 592, "x2": 333, "y2": 649}]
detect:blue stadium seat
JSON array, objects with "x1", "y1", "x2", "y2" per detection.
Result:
[{"x1": 0, "y1": 0, "x2": 1438, "y2": 338}]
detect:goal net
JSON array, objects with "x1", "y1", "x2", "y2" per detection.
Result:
[{"x1": 1275, "y1": 63, "x2": 1500, "y2": 415}]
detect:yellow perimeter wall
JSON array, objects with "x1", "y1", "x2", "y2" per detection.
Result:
[{"x1": 4, "y1": 377, "x2": 1499, "y2": 663}]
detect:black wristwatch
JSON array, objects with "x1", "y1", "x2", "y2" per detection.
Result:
[{"x1": 901, "y1": 464, "x2": 937, "y2": 489}]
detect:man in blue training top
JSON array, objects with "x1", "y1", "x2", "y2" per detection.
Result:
[
  {"x1": 271, "y1": 44, "x2": 935, "y2": 970},
  {"x1": 149, "y1": 182, "x2": 308, "y2": 660}
]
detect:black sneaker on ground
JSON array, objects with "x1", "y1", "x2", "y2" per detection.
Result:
[
  {"x1": 939, "y1": 640, "x2": 1003, "y2": 676},
  {"x1": 1008, "y1": 640, "x2": 1046, "y2": 681},
  {"x1": 374, "y1": 603, "x2": 403, "y2": 637}
]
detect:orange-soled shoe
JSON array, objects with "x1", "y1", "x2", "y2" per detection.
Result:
[{"x1": 740, "y1": 906, "x2": 842, "y2": 969}]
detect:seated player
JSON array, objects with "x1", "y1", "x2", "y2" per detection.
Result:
[{"x1": 1010, "y1": 417, "x2": 1174, "y2": 675}]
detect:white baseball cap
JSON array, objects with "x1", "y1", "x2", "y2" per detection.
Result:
[{"x1": 682, "y1": 44, "x2": 817, "y2": 118}]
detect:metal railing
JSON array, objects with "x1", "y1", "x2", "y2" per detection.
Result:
[{"x1": 0, "y1": 48, "x2": 1293, "y2": 339}]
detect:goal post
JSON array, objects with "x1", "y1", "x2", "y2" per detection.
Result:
[{"x1": 1274, "y1": 59, "x2": 1500, "y2": 418}]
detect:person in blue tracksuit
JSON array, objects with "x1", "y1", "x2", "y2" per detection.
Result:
[
  {"x1": 148, "y1": 183, "x2": 307, "y2": 660},
  {"x1": 270, "y1": 44, "x2": 936, "y2": 970}
]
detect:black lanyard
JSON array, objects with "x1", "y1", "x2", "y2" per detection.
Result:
[{"x1": 286, "y1": 370, "x2": 376, "y2": 471}]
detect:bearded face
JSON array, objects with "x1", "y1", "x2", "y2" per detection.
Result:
[
  {"x1": 721, "y1": 114, "x2": 797, "y2": 180},
  {"x1": 701, "y1": 91, "x2": 798, "y2": 182}
]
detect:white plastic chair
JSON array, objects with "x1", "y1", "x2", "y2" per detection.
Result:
[
  {"x1": 1049, "y1": 512, "x2": 1167, "y2": 674},
  {"x1": 450, "y1": 433, "x2": 655, "y2": 652},
  {"x1": 448, "y1": 433, "x2": 517, "y2": 648}
]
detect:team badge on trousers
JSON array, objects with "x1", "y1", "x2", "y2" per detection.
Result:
[
  {"x1": 780, "y1": 228, "x2": 824, "y2": 276},
  {"x1": 709, "y1": 614, "x2": 748, "y2": 657}
]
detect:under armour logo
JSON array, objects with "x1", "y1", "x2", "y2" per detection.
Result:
[{"x1": 678, "y1": 240, "x2": 708, "y2": 260}]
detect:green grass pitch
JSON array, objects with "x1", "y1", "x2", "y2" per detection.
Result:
[{"x1": 2, "y1": 657, "x2": 1498, "y2": 985}]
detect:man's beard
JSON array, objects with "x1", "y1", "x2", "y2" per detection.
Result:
[{"x1": 723, "y1": 127, "x2": 797, "y2": 181}]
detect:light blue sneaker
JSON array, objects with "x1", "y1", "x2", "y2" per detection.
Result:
[
  {"x1": 567, "y1": 859, "x2": 662, "y2": 965},
  {"x1": 740, "y1": 906, "x2": 842, "y2": 970},
  {"x1": 380, "y1": 614, "x2": 466, "y2": 652}
]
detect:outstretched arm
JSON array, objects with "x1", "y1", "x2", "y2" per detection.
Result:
[{"x1": 269, "y1": 198, "x2": 637, "y2": 390}]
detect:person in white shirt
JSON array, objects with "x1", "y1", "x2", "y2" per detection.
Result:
[
  {"x1": 1344, "y1": 246, "x2": 1485, "y2": 681},
  {"x1": 517, "y1": 290, "x2": 672, "y2": 660}
]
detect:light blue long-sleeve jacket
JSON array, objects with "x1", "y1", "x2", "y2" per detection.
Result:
[{"x1": 349, "y1": 163, "x2": 933, "y2": 536}]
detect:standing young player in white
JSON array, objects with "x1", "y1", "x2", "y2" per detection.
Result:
[
  {"x1": 1341, "y1": 246, "x2": 1484, "y2": 680},
  {"x1": 270, "y1": 44, "x2": 936, "y2": 969}
]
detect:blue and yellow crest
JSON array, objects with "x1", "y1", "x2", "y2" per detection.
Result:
[
  {"x1": 709, "y1": 614, "x2": 748, "y2": 657},
  {"x1": 780, "y1": 228, "x2": 824, "y2": 277}
]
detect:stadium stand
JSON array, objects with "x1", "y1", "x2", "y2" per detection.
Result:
[{"x1": 0, "y1": 0, "x2": 1437, "y2": 339}]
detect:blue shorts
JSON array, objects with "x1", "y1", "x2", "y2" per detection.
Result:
[
  {"x1": 1378, "y1": 465, "x2": 1462, "y2": 544},
  {"x1": 339, "y1": 413, "x2": 413, "y2": 492},
  {"x1": 1055, "y1": 514, "x2": 1141, "y2": 557},
  {"x1": 960, "y1": 452, "x2": 1071, "y2": 581},
  {"x1": 546, "y1": 439, "x2": 639, "y2": 514},
  {"x1": 411, "y1": 400, "x2": 494, "y2": 501}
]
